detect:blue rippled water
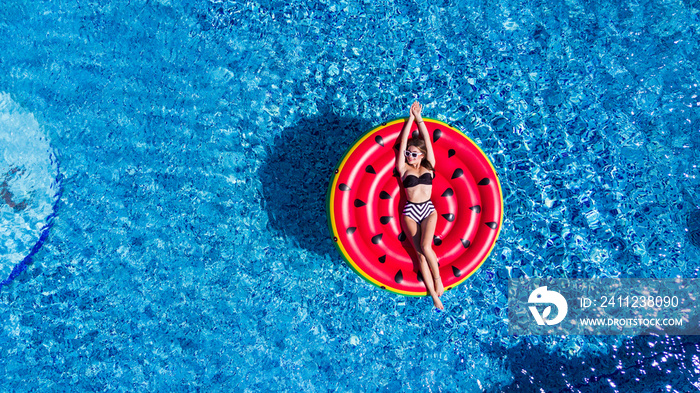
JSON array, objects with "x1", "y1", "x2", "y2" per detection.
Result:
[{"x1": 1, "y1": 0, "x2": 699, "y2": 391}]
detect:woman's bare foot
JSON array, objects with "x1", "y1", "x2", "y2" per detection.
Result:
[
  {"x1": 432, "y1": 295, "x2": 444, "y2": 310},
  {"x1": 434, "y1": 276, "x2": 444, "y2": 297}
]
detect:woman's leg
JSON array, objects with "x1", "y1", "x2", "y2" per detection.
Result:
[
  {"x1": 402, "y1": 214, "x2": 444, "y2": 309},
  {"x1": 420, "y1": 212, "x2": 444, "y2": 297}
]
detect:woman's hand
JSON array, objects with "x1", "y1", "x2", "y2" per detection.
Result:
[{"x1": 410, "y1": 101, "x2": 423, "y2": 122}]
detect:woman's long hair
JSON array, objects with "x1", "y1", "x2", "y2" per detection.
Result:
[{"x1": 406, "y1": 138, "x2": 434, "y2": 171}]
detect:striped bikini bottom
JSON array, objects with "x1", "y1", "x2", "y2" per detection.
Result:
[{"x1": 402, "y1": 200, "x2": 436, "y2": 224}]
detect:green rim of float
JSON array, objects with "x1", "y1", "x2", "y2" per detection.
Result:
[{"x1": 326, "y1": 118, "x2": 503, "y2": 296}]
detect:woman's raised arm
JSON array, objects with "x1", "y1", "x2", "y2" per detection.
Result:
[
  {"x1": 395, "y1": 104, "x2": 415, "y2": 175},
  {"x1": 411, "y1": 102, "x2": 435, "y2": 168}
]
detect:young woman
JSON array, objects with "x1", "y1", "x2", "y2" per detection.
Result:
[{"x1": 396, "y1": 101, "x2": 444, "y2": 310}]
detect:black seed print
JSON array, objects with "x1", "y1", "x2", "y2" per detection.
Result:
[
  {"x1": 461, "y1": 239, "x2": 471, "y2": 248},
  {"x1": 365, "y1": 165, "x2": 376, "y2": 174},
  {"x1": 441, "y1": 188, "x2": 454, "y2": 197},
  {"x1": 470, "y1": 205, "x2": 481, "y2": 213},
  {"x1": 451, "y1": 168, "x2": 464, "y2": 179},
  {"x1": 347, "y1": 227, "x2": 357, "y2": 235},
  {"x1": 375, "y1": 135, "x2": 385, "y2": 146},
  {"x1": 486, "y1": 222, "x2": 498, "y2": 230},
  {"x1": 433, "y1": 129, "x2": 442, "y2": 142},
  {"x1": 452, "y1": 266, "x2": 462, "y2": 277},
  {"x1": 442, "y1": 213, "x2": 455, "y2": 222},
  {"x1": 371, "y1": 234, "x2": 383, "y2": 244},
  {"x1": 379, "y1": 191, "x2": 392, "y2": 199},
  {"x1": 380, "y1": 216, "x2": 393, "y2": 225},
  {"x1": 339, "y1": 183, "x2": 351, "y2": 191},
  {"x1": 478, "y1": 178, "x2": 491, "y2": 185},
  {"x1": 394, "y1": 270, "x2": 404, "y2": 283},
  {"x1": 354, "y1": 199, "x2": 366, "y2": 208}
]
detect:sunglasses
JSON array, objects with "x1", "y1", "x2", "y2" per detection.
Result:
[{"x1": 404, "y1": 150, "x2": 423, "y2": 159}]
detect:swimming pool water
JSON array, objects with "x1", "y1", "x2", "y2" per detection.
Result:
[{"x1": 1, "y1": 0, "x2": 699, "y2": 391}]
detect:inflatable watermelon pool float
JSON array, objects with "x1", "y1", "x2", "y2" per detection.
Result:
[{"x1": 326, "y1": 118, "x2": 503, "y2": 296}]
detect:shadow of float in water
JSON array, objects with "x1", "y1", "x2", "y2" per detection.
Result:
[{"x1": 259, "y1": 110, "x2": 373, "y2": 258}]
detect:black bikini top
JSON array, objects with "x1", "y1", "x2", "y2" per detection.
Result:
[{"x1": 402, "y1": 172, "x2": 433, "y2": 188}]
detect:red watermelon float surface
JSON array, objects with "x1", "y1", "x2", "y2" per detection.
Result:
[{"x1": 326, "y1": 118, "x2": 503, "y2": 296}]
